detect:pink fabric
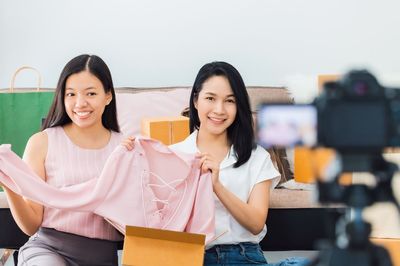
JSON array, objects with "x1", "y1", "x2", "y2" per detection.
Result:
[
  {"x1": 42, "y1": 127, "x2": 122, "y2": 241},
  {"x1": 0, "y1": 138, "x2": 215, "y2": 243}
]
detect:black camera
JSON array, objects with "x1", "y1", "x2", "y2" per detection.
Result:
[
  {"x1": 257, "y1": 69, "x2": 400, "y2": 153},
  {"x1": 257, "y1": 70, "x2": 400, "y2": 266},
  {"x1": 315, "y1": 70, "x2": 400, "y2": 152}
]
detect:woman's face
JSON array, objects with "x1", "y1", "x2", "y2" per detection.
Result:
[
  {"x1": 195, "y1": 75, "x2": 237, "y2": 137},
  {"x1": 64, "y1": 71, "x2": 112, "y2": 129}
]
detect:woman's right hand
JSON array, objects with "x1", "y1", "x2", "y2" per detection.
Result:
[
  {"x1": 199, "y1": 152, "x2": 221, "y2": 190},
  {"x1": 121, "y1": 136, "x2": 135, "y2": 151}
]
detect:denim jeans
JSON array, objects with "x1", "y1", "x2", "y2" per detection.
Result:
[
  {"x1": 204, "y1": 242, "x2": 310, "y2": 266},
  {"x1": 205, "y1": 242, "x2": 268, "y2": 265}
]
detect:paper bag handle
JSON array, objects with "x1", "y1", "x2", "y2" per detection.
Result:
[{"x1": 10, "y1": 66, "x2": 42, "y2": 92}]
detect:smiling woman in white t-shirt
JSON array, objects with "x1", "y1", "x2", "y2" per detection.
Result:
[{"x1": 171, "y1": 61, "x2": 309, "y2": 266}]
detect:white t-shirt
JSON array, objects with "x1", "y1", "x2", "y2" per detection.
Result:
[{"x1": 170, "y1": 131, "x2": 280, "y2": 248}]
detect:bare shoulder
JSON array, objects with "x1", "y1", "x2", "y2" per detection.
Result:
[{"x1": 23, "y1": 131, "x2": 48, "y2": 162}]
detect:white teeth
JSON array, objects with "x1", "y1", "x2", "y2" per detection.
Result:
[
  {"x1": 75, "y1": 112, "x2": 90, "y2": 117},
  {"x1": 210, "y1": 117, "x2": 224, "y2": 122}
]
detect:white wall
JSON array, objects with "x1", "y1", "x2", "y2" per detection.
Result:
[{"x1": 1, "y1": 0, "x2": 400, "y2": 102}]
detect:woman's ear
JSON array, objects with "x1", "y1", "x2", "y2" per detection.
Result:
[
  {"x1": 106, "y1": 91, "x2": 112, "y2": 105},
  {"x1": 194, "y1": 99, "x2": 198, "y2": 109}
]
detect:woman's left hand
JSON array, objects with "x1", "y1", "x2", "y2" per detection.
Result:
[{"x1": 121, "y1": 136, "x2": 135, "y2": 151}]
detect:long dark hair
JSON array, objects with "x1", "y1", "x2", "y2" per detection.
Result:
[
  {"x1": 42, "y1": 54, "x2": 120, "y2": 132},
  {"x1": 189, "y1": 61, "x2": 255, "y2": 168}
]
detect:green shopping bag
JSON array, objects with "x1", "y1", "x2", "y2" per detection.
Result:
[{"x1": 0, "y1": 66, "x2": 55, "y2": 157}]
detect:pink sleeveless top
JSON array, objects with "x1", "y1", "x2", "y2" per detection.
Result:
[{"x1": 41, "y1": 126, "x2": 123, "y2": 241}]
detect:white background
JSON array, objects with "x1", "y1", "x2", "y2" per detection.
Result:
[{"x1": 1, "y1": 0, "x2": 400, "y2": 102}]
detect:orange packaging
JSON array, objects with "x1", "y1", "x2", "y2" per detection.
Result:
[
  {"x1": 370, "y1": 238, "x2": 400, "y2": 266},
  {"x1": 141, "y1": 116, "x2": 189, "y2": 145},
  {"x1": 294, "y1": 147, "x2": 352, "y2": 184},
  {"x1": 122, "y1": 226, "x2": 205, "y2": 266}
]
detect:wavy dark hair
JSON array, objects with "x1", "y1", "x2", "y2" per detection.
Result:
[
  {"x1": 189, "y1": 61, "x2": 255, "y2": 168},
  {"x1": 42, "y1": 54, "x2": 119, "y2": 132}
]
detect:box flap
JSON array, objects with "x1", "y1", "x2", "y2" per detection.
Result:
[{"x1": 125, "y1": 225, "x2": 205, "y2": 245}]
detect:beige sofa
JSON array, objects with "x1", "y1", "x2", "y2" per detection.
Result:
[
  {"x1": 114, "y1": 86, "x2": 316, "y2": 207},
  {"x1": 0, "y1": 86, "x2": 319, "y2": 261}
]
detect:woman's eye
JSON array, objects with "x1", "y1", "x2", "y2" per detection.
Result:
[
  {"x1": 88, "y1": 92, "x2": 97, "y2": 96},
  {"x1": 226, "y1": 99, "x2": 236, "y2": 103},
  {"x1": 206, "y1": 97, "x2": 214, "y2": 101},
  {"x1": 65, "y1": 93, "x2": 74, "y2": 97}
]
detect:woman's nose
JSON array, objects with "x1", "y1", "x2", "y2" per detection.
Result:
[
  {"x1": 213, "y1": 101, "x2": 225, "y2": 114},
  {"x1": 75, "y1": 94, "x2": 88, "y2": 107}
]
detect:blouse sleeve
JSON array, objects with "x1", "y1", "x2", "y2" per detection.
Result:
[{"x1": 254, "y1": 146, "x2": 281, "y2": 189}]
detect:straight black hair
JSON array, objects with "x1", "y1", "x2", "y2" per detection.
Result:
[
  {"x1": 189, "y1": 61, "x2": 255, "y2": 168},
  {"x1": 42, "y1": 54, "x2": 120, "y2": 132}
]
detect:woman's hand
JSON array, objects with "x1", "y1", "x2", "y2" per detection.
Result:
[
  {"x1": 121, "y1": 136, "x2": 135, "y2": 151},
  {"x1": 199, "y1": 152, "x2": 221, "y2": 189}
]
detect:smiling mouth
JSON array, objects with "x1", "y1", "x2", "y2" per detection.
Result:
[
  {"x1": 209, "y1": 117, "x2": 226, "y2": 123},
  {"x1": 74, "y1": 111, "x2": 92, "y2": 118}
]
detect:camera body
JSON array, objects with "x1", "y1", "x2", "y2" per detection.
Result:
[
  {"x1": 257, "y1": 70, "x2": 400, "y2": 153},
  {"x1": 315, "y1": 70, "x2": 400, "y2": 153},
  {"x1": 257, "y1": 71, "x2": 400, "y2": 266}
]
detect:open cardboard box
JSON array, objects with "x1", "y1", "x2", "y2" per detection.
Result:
[{"x1": 122, "y1": 226, "x2": 205, "y2": 266}]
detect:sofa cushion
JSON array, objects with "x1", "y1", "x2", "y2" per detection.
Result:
[
  {"x1": 116, "y1": 87, "x2": 191, "y2": 136},
  {"x1": 115, "y1": 86, "x2": 295, "y2": 184},
  {"x1": 115, "y1": 86, "x2": 293, "y2": 136}
]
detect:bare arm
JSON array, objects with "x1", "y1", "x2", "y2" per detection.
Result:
[
  {"x1": 2, "y1": 132, "x2": 47, "y2": 235},
  {"x1": 200, "y1": 153, "x2": 272, "y2": 235},
  {"x1": 214, "y1": 179, "x2": 271, "y2": 235}
]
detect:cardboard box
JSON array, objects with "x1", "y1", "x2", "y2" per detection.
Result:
[
  {"x1": 317, "y1": 74, "x2": 341, "y2": 92},
  {"x1": 293, "y1": 74, "x2": 349, "y2": 184},
  {"x1": 122, "y1": 226, "x2": 205, "y2": 266},
  {"x1": 371, "y1": 238, "x2": 400, "y2": 266},
  {"x1": 141, "y1": 116, "x2": 189, "y2": 145},
  {"x1": 294, "y1": 147, "x2": 352, "y2": 184}
]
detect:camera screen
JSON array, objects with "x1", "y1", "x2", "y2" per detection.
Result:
[
  {"x1": 322, "y1": 102, "x2": 387, "y2": 149},
  {"x1": 257, "y1": 104, "x2": 317, "y2": 148}
]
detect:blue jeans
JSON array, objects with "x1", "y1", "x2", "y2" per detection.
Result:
[
  {"x1": 204, "y1": 242, "x2": 310, "y2": 266},
  {"x1": 205, "y1": 242, "x2": 268, "y2": 265}
]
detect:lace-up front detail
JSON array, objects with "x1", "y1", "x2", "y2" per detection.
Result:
[{"x1": 141, "y1": 169, "x2": 187, "y2": 229}]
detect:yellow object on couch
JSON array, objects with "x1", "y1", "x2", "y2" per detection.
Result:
[
  {"x1": 141, "y1": 116, "x2": 189, "y2": 145},
  {"x1": 370, "y1": 238, "x2": 400, "y2": 266}
]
